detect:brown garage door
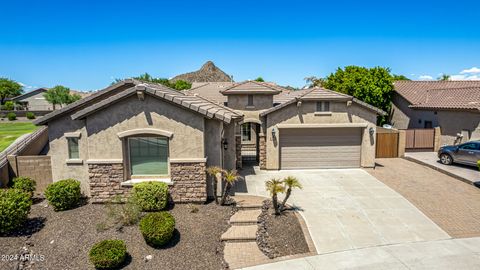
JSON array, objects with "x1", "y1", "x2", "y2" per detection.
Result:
[{"x1": 280, "y1": 128, "x2": 362, "y2": 169}]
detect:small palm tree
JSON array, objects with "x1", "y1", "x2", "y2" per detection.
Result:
[
  {"x1": 265, "y1": 178, "x2": 285, "y2": 215},
  {"x1": 220, "y1": 170, "x2": 239, "y2": 205},
  {"x1": 280, "y1": 176, "x2": 302, "y2": 211},
  {"x1": 206, "y1": 166, "x2": 223, "y2": 204}
]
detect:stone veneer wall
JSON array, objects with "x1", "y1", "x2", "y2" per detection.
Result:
[
  {"x1": 235, "y1": 135, "x2": 242, "y2": 169},
  {"x1": 259, "y1": 135, "x2": 266, "y2": 169},
  {"x1": 169, "y1": 162, "x2": 207, "y2": 203},
  {"x1": 89, "y1": 163, "x2": 129, "y2": 203},
  {"x1": 89, "y1": 162, "x2": 208, "y2": 203}
]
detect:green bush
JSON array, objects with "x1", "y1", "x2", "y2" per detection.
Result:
[
  {"x1": 7, "y1": 112, "x2": 16, "y2": 121},
  {"x1": 3, "y1": 101, "x2": 14, "y2": 111},
  {"x1": 132, "y1": 182, "x2": 168, "y2": 211},
  {"x1": 26, "y1": 112, "x2": 35, "y2": 119},
  {"x1": 89, "y1": 239, "x2": 127, "y2": 269},
  {"x1": 0, "y1": 189, "x2": 32, "y2": 233},
  {"x1": 139, "y1": 212, "x2": 175, "y2": 247},
  {"x1": 12, "y1": 177, "x2": 36, "y2": 197},
  {"x1": 45, "y1": 179, "x2": 81, "y2": 211}
]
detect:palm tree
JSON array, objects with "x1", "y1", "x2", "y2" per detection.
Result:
[
  {"x1": 438, "y1": 74, "x2": 450, "y2": 81},
  {"x1": 280, "y1": 176, "x2": 302, "y2": 211},
  {"x1": 206, "y1": 166, "x2": 223, "y2": 204},
  {"x1": 220, "y1": 170, "x2": 239, "y2": 205},
  {"x1": 265, "y1": 178, "x2": 285, "y2": 215}
]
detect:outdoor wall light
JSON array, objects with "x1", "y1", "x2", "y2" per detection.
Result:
[
  {"x1": 222, "y1": 139, "x2": 228, "y2": 150},
  {"x1": 369, "y1": 127, "x2": 375, "y2": 136},
  {"x1": 271, "y1": 128, "x2": 276, "y2": 138}
]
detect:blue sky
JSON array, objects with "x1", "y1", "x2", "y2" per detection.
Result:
[{"x1": 1, "y1": 0, "x2": 480, "y2": 91}]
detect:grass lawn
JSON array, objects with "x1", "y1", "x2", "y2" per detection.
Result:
[{"x1": 0, "y1": 122, "x2": 38, "y2": 152}]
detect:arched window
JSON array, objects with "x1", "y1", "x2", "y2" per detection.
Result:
[{"x1": 128, "y1": 136, "x2": 169, "y2": 176}]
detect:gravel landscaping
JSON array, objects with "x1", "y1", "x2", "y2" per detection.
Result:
[
  {"x1": 257, "y1": 200, "x2": 310, "y2": 259},
  {"x1": 0, "y1": 199, "x2": 234, "y2": 270}
]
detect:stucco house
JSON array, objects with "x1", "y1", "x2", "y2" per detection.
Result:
[
  {"x1": 9, "y1": 88, "x2": 91, "y2": 111},
  {"x1": 10, "y1": 88, "x2": 53, "y2": 111},
  {"x1": 34, "y1": 79, "x2": 384, "y2": 203},
  {"x1": 390, "y1": 81, "x2": 480, "y2": 145}
]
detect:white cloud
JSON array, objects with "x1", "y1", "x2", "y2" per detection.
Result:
[
  {"x1": 450, "y1": 74, "x2": 480, "y2": 80},
  {"x1": 460, "y1": 67, "x2": 480, "y2": 74},
  {"x1": 419, "y1": 75, "x2": 433, "y2": 80}
]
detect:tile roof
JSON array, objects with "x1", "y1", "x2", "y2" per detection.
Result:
[
  {"x1": 260, "y1": 87, "x2": 386, "y2": 116},
  {"x1": 220, "y1": 80, "x2": 283, "y2": 95},
  {"x1": 186, "y1": 81, "x2": 308, "y2": 104},
  {"x1": 185, "y1": 82, "x2": 234, "y2": 103},
  {"x1": 35, "y1": 79, "x2": 242, "y2": 125},
  {"x1": 409, "y1": 87, "x2": 480, "y2": 110},
  {"x1": 394, "y1": 80, "x2": 480, "y2": 111}
]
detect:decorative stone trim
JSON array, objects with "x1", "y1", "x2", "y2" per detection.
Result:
[
  {"x1": 65, "y1": 132, "x2": 81, "y2": 138},
  {"x1": 117, "y1": 128, "x2": 173, "y2": 139},
  {"x1": 86, "y1": 159, "x2": 123, "y2": 164},
  {"x1": 89, "y1": 163, "x2": 130, "y2": 203},
  {"x1": 66, "y1": 159, "x2": 83, "y2": 165},
  {"x1": 170, "y1": 162, "x2": 207, "y2": 203},
  {"x1": 170, "y1": 158, "x2": 207, "y2": 163},
  {"x1": 235, "y1": 135, "x2": 242, "y2": 169},
  {"x1": 259, "y1": 134, "x2": 266, "y2": 169}
]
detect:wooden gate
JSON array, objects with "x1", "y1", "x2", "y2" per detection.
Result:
[
  {"x1": 376, "y1": 132, "x2": 399, "y2": 158},
  {"x1": 405, "y1": 129, "x2": 435, "y2": 151}
]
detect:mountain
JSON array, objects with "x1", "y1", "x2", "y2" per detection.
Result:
[{"x1": 170, "y1": 61, "x2": 232, "y2": 83}]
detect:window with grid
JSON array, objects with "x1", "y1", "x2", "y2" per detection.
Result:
[
  {"x1": 128, "y1": 137, "x2": 169, "y2": 175},
  {"x1": 67, "y1": 137, "x2": 79, "y2": 159},
  {"x1": 316, "y1": 101, "x2": 330, "y2": 112},
  {"x1": 241, "y1": 123, "x2": 252, "y2": 142}
]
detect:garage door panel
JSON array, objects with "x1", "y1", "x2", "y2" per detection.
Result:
[{"x1": 280, "y1": 128, "x2": 362, "y2": 169}]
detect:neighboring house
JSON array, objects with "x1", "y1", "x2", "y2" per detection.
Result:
[
  {"x1": 10, "y1": 88, "x2": 52, "y2": 111},
  {"x1": 9, "y1": 88, "x2": 92, "y2": 111},
  {"x1": 391, "y1": 81, "x2": 480, "y2": 145},
  {"x1": 34, "y1": 79, "x2": 384, "y2": 203}
]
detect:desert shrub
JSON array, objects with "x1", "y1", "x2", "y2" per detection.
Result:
[
  {"x1": 26, "y1": 112, "x2": 35, "y2": 119},
  {"x1": 7, "y1": 112, "x2": 16, "y2": 121},
  {"x1": 45, "y1": 179, "x2": 81, "y2": 211},
  {"x1": 3, "y1": 101, "x2": 14, "y2": 110},
  {"x1": 12, "y1": 177, "x2": 36, "y2": 197},
  {"x1": 0, "y1": 189, "x2": 32, "y2": 233},
  {"x1": 131, "y1": 182, "x2": 168, "y2": 211},
  {"x1": 139, "y1": 212, "x2": 175, "y2": 247},
  {"x1": 105, "y1": 196, "x2": 142, "y2": 231},
  {"x1": 89, "y1": 239, "x2": 127, "y2": 269}
]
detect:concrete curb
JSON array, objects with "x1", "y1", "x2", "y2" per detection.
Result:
[{"x1": 403, "y1": 156, "x2": 477, "y2": 187}]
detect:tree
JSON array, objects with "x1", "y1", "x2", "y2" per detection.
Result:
[
  {"x1": 220, "y1": 170, "x2": 239, "y2": 205},
  {"x1": 254, "y1": 77, "x2": 265, "y2": 82},
  {"x1": 0, "y1": 78, "x2": 22, "y2": 104},
  {"x1": 115, "y1": 73, "x2": 192, "y2": 91},
  {"x1": 392, "y1": 74, "x2": 410, "y2": 81},
  {"x1": 304, "y1": 76, "x2": 325, "y2": 88},
  {"x1": 265, "y1": 178, "x2": 285, "y2": 215},
  {"x1": 43, "y1": 85, "x2": 80, "y2": 109},
  {"x1": 206, "y1": 166, "x2": 223, "y2": 204},
  {"x1": 438, "y1": 74, "x2": 450, "y2": 81},
  {"x1": 323, "y1": 66, "x2": 395, "y2": 125},
  {"x1": 280, "y1": 176, "x2": 302, "y2": 211}
]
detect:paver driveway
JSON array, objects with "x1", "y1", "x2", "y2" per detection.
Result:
[{"x1": 235, "y1": 167, "x2": 450, "y2": 254}]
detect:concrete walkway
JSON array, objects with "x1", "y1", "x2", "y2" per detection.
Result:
[
  {"x1": 405, "y1": 151, "x2": 480, "y2": 185},
  {"x1": 240, "y1": 237, "x2": 480, "y2": 270},
  {"x1": 235, "y1": 168, "x2": 449, "y2": 255}
]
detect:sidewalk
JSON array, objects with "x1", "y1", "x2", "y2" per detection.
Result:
[
  {"x1": 404, "y1": 152, "x2": 479, "y2": 185},
  {"x1": 241, "y1": 237, "x2": 480, "y2": 270}
]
